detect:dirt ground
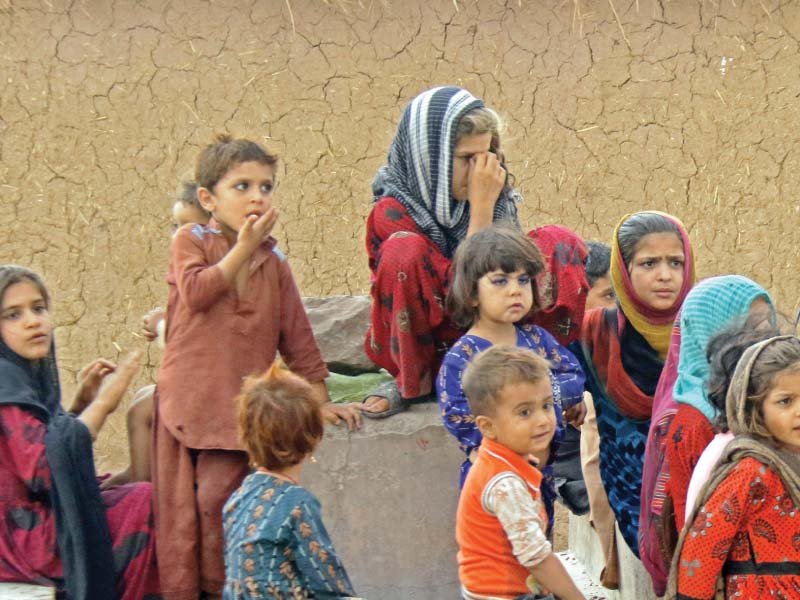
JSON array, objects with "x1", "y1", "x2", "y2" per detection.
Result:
[{"x1": 553, "y1": 502, "x2": 571, "y2": 552}]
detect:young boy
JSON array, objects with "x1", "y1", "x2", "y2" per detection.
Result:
[
  {"x1": 457, "y1": 346, "x2": 585, "y2": 600},
  {"x1": 584, "y1": 240, "x2": 615, "y2": 311},
  {"x1": 153, "y1": 134, "x2": 361, "y2": 600}
]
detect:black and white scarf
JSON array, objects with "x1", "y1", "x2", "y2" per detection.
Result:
[{"x1": 372, "y1": 86, "x2": 521, "y2": 257}]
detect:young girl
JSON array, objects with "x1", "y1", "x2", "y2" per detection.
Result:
[
  {"x1": 223, "y1": 361, "x2": 355, "y2": 599},
  {"x1": 668, "y1": 335, "x2": 800, "y2": 599},
  {"x1": 639, "y1": 275, "x2": 774, "y2": 594},
  {"x1": 0, "y1": 265, "x2": 159, "y2": 599},
  {"x1": 437, "y1": 226, "x2": 585, "y2": 528},
  {"x1": 363, "y1": 86, "x2": 516, "y2": 417},
  {"x1": 580, "y1": 211, "x2": 695, "y2": 557}
]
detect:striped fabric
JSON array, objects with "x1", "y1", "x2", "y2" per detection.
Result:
[
  {"x1": 673, "y1": 274, "x2": 774, "y2": 422},
  {"x1": 371, "y1": 86, "x2": 520, "y2": 257}
]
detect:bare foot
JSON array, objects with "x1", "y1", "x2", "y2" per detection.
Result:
[
  {"x1": 101, "y1": 466, "x2": 133, "y2": 490},
  {"x1": 362, "y1": 395, "x2": 389, "y2": 413}
]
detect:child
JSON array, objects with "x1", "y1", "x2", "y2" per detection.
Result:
[
  {"x1": 437, "y1": 226, "x2": 585, "y2": 531},
  {"x1": 583, "y1": 241, "x2": 614, "y2": 310},
  {"x1": 577, "y1": 238, "x2": 620, "y2": 589},
  {"x1": 668, "y1": 335, "x2": 800, "y2": 599},
  {"x1": 223, "y1": 361, "x2": 355, "y2": 599},
  {"x1": 0, "y1": 265, "x2": 159, "y2": 599},
  {"x1": 456, "y1": 345, "x2": 585, "y2": 600},
  {"x1": 639, "y1": 275, "x2": 774, "y2": 594},
  {"x1": 153, "y1": 134, "x2": 360, "y2": 600},
  {"x1": 103, "y1": 177, "x2": 211, "y2": 489},
  {"x1": 580, "y1": 211, "x2": 695, "y2": 556}
]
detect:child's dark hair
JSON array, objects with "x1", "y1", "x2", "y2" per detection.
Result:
[
  {"x1": 195, "y1": 133, "x2": 278, "y2": 192},
  {"x1": 617, "y1": 212, "x2": 681, "y2": 269},
  {"x1": 706, "y1": 324, "x2": 783, "y2": 432},
  {"x1": 736, "y1": 336, "x2": 800, "y2": 439},
  {"x1": 447, "y1": 225, "x2": 545, "y2": 328},
  {"x1": 235, "y1": 361, "x2": 323, "y2": 470},
  {"x1": 174, "y1": 175, "x2": 202, "y2": 208},
  {"x1": 585, "y1": 240, "x2": 611, "y2": 287},
  {"x1": 0, "y1": 265, "x2": 49, "y2": 309},
  {"x1": 463, "y1": 346, "x2": 551, "y2": 418}
]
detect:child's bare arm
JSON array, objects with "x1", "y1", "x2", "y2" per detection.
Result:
[
  {"x1": 528, "y1": 554, "x2": 585, "y2": 600},
  {"x1": 78, "y1": 351, "x2": 141, "y2": 440}
]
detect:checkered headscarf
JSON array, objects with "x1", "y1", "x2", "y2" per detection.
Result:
[{"x1": 372, "y1": 86, "x2": 521, "y2": 257}]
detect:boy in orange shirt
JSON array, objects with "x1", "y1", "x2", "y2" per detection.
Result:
[{"x1": 456, "y1": 346, "x2": 584, "y2": 600}]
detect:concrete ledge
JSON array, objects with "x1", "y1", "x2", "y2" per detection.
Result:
[
  {"x1": 304, "y1": 401, "x2": 463, "y2": 600},
  {"x1": 0, "y1": 584, "x2": 54, "y2": 599},
  {"x1": 569, "y1": 513, "x2": 658, "y2": 599}
]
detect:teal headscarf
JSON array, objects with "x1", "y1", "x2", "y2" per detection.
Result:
[{"x1": 673, "y1": 275, "x2": 774, "y2": 422}]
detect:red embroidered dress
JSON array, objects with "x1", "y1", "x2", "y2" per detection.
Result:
[{"x1": 675, "y1": 457, "x2": 800, "y2": 599}]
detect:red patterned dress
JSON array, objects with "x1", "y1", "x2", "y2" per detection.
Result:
[
  {"x1": 666, "y1": 404, "x2": 716, "y2": 531},
  {"x1": 675, "y1": 456, "x2": 800, "y2": 599},
  {"x1": 0, "y1": 405, "x2": 160, "y2": 598}
]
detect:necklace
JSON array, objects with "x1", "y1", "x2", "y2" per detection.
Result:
[{"x1": 256, "y1": 467, "x2": 299, "y2": 485}]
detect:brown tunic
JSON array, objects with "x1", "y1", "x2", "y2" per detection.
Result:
[{"x1": 157, "y1": 219, "x2": 328, "y2": 450}]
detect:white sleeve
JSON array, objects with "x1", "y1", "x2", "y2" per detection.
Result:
[{"x1": 483, "y1": 472, "x2": 552, "y2": 567}]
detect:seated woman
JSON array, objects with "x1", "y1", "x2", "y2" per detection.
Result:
[
  {"x1": 363, "y1": 86, "x2": 520, "y2": 417},
  {"x1": 0, "y1": 265, "x2": 159, "y2": 600}
]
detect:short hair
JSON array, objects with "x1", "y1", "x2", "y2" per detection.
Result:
[
  {"x1": 0, "y1": 265, "x2": 49, "y2": 309},
  {"x1": 447, "y1": 226, "x2": 545, "y2": 328},
  {"x1": 195, "y1": 133, "x2": 278, "y2": 192},
  {"x1": 236, "y1": 361, "x2": 323, "y2": 470},
  {"x1": 463, "y1": 346, "x2": 551, "y2": 417},
  {"x1": 174, "y1": 173, "x2": 203, "y2": 208},
  {"x1": 706, "y1": 324, "x2": 782, "y2": 432},
  {"x1": 585, "y1": 240, "x2": 611, "y2": 287},
  {"x1": 617, "y1": 212, "x2": 681, "y2": 269}
]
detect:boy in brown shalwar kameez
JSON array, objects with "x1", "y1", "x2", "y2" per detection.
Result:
[{"x1": 153, "y1": 134, "x2": 361, "y2": 600}]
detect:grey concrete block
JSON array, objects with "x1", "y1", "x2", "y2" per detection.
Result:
[
  {"x1": 304, "y1": 401, "x2": 463, "y2": 600},
  {"x1": 568, "y1": 513, "x2": 658, "y2": 600}
]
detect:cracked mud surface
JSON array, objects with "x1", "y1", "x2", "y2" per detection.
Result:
[{"x1": 2, "y1": 0, "x2": 798, "y2": 469}]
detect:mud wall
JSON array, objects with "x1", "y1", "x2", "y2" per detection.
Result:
[{"x1": 2, "y1": 0, "x2": 799, "y2": 469}]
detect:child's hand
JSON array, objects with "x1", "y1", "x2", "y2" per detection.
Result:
[
  {"x1": 237, "y1": 208, "x2": 279, "y2": 254},
  {"x1": 467, "y1": 152, "x2": 506, "y2": 211},
  {"x1": 92, "y1": 351, "x2": 142, "y2": 415},
  {"x1": 70, "y1": 358, "x2": 117, "y2": 414},
  {"x1": 564, "y1": 401, "x2": 587, "y2": 428},
  {"x1": 321, "y1": 402, "x2": 362, "y2": 431},
  {"x1": 141, "y1": 308, "x2": 165, "y2": 342}
]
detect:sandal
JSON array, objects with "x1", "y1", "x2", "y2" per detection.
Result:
[{"x1": 361, "y1": 380, "x2": 409, "y2": 419}]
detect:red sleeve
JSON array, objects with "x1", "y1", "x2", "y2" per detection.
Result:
[
  {"x1": 277, "y1": 258, "x2": 329, "y2": 384},
  {"x1": 676, "y1": 458, "x2": 769, "y2": 599},
  {"x1": 170, "y1": 226, "x2": 228, "y2": 313},
  {"x1": 365, "y1": 197, "x2": 421, "y2": 273},
  {"x1": 667, "y1": 408, "x2": 716, "y2": 531}
]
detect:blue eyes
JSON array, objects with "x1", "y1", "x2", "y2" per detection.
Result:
[{"x1": 490, "y1": 275, "x2": 531, "y2": 287}]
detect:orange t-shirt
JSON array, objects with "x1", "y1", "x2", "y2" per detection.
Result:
[
  {"x1": 157, "y1": 220, "x2": 328, "y2": 450},
  {"x1": 456, "y1": 437, "x2": 549, "y2": 598}
]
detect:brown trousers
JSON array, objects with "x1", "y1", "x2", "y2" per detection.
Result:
[{"x1": 152, "y1": 400, "x2": 249, "y2": 600}]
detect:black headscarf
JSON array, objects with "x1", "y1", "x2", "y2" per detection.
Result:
[{"x1": 0, "y1": 265, "x2": 115, "y2": 600}]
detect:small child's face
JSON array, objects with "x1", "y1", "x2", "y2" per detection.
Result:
[
  {"x1": 761, "y1": 367, "x2": 800, "y2": 453},
  {"x1": 172, "y1": 201, "x2": 210, "y2": 233},
  {"x1": 198, "y1": 161, "x2": 275, "y2": 236},
  {"x1": 585, "y1": 275, "x2": 616, "y2": 311},
  {"x1": 475, "y1": 269, "x2": 534, "y2": 325},
  {"x1": 478, "y1": 379, "x2": 556, "y2": 458}
]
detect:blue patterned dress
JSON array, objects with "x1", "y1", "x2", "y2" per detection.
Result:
[{"x1": 223, "y1": 472, "x2": 355, "y2": 599}]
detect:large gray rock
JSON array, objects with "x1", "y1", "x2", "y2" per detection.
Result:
[
  {"x1": 303, "y1": 295, "x2": 378, "y2": 375},
  {"x1": 304, "y1": 402, "x2": 462, "y2": 599}
]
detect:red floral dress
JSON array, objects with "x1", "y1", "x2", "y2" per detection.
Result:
[{"x1": 676, "y1": 457, "x2": 800, "y2": 599}]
